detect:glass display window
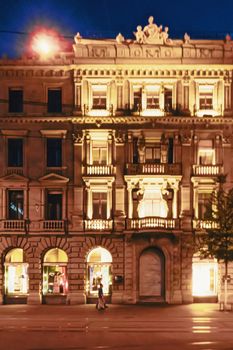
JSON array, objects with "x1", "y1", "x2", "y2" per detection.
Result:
[
  {"x1": 43, "y1": 248, "x2": 68, "y2": 295},
  {"x1": 86, "y1": 247, "x2": 112, "y2": 296},
  {"x1": 4, "y1": 248, "x2": 28, "y2": 295},
  {"x1": 192, "y1": 256, "x2": 218, "y2": 297}
]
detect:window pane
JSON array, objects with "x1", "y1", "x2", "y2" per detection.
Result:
[
  {"x1": 93, "y1": 192, "x2": 107, "y2": 219},
  {"x1": 8, "y1": 139, "x2": 23, "y2": 167},
  {"x1": 48, "y1": 88, "x2": 62, "y2": 113},
  {"x1": 164, "y1": 88, "x2": 172, "y2": 112},
  {"x1": 146, "y1": 92, "x2": 159, "y2": 109},
  {"x1": 47, "y1": 193, "x2": 62, "y2": 220},
  {"x1": 9, "y1": 89, "x2": 23, "y2": 113},
  {"x1": 199, "y1": 92, "x2": 213, "y2": 109},
  {"x1": 92, "y1": 90, "x2": 106, "y2": 109},
  {"x1": 198, "y1": 193, "x2": 212, "y2": 219},
  {"x1": 133, "y1": 89, "x2": 141, "y2": 110},
  {"x1": 47, "y1": 138, "x2": 62, "y2": 167},
  {"x1": 8, "y1": 190, "x2": 24, "y2": 219}
]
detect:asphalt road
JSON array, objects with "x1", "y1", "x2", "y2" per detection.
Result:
[{"x1": 0, "y1": 303, "x2": 232, "y2": 350}]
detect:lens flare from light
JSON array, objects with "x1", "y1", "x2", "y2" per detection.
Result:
[{"x1": 31, "y1": 30, "x2": 60, "y2": 58}]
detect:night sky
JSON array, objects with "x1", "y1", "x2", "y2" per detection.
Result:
[{"x1": 1, "y1": 0, "x2": 233, "y2": 57}]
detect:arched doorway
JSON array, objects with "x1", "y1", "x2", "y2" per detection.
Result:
[
  {"x1": 192, "y1": 254, "x2": 218, "y2": 302},
  {"x1": 42, "y1": 248, "x2": 68, "y2": 304},
  {"x1": 86, "y1": 247, "x2": 112, "y2": 303},
  {"x1": 4, "y1": 248, "x2": 29, "y2": 304},
  {"x1": 139, "y1": 247, "x2": 165, "y2": 301}
]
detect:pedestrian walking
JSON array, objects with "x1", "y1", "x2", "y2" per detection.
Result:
[{"x1": 96, "y1": 283, "x2": 108, "y2": 310}]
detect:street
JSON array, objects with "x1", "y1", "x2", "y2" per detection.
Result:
[{"x1": 0, "y1": 303, "x2": 232, "y2": 350}]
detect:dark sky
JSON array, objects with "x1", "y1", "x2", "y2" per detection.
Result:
[{"x1": 1, "y1": 0, "x2": 233, "y2": 57}]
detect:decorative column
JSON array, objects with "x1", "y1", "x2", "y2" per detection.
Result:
[
  {"x1": 107, "y1": 182, "x2": 112, "y2": 219},
  {"x1": 87, "y1": 187, "x2": 92, "y2": 219},
  {"x1": 127, "y1": 183, "x2": 133, "y2": 219},
  {"x1": 107, "y1": 132, "x2": 113, "y2": 165},
  {"x1": 172, "y1": 185, "x2": 178, "y2": 219}
]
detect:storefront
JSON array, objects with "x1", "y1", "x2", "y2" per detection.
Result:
[
  {"x1": 86, "y1": 247, "x2": 112, "y2": 303},
  {"x1": 42, "y1": 248, "x2": 68, "y2": 304},
  {"x1": 4, "y1": 248, "x2": 29, "y2": 304},
  {"x1": 192, "y1": 255, "x2": 218, "y2": 302}
]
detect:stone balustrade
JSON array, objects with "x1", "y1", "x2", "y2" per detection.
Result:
[
  {"x1": 193, "y1": 165, "x2": 223, "y2": 176},
  {"x1": 84, "y1": 219, "x2": 113, "y2": 231},
  {"x1": 127, "y1": 217, "x2": 178, "y2": 230}
]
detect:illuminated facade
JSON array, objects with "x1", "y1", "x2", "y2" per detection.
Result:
[{"x1": 0, "y1": 16, "x2": 233, "y2": 304}]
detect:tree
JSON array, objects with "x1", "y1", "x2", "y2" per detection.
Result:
[{"x1": 198, "y1": 175, "x2": 233, "y2": 310}]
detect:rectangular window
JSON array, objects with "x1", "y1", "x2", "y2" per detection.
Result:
[
  {"x1": 199, "y1": 86, "x2": 213, "y2": 110},
  {"x1": 133, "y1": 88, "x2": 141, "y2": 111},
  {"x1": 146, "y1": 91, "x2": 160, "y2": 109},
  {"x1": 93, "y1": 192, "x2": 107, "y2": 219},
  {"x1": 92, "y1": 86, "x2": 107, "y2": 109},
  {"x1": 8, "y1": 139, "x2": 23, "y2": 167},
  {"x1": 198, "y1": 140, "x2": 214, "y2": 165},
  {"x1": 8, "y1": 190, "x2": 24, "y2": 220},
  {"x1": 9, "y1": 88, "x2": 23, "y2": 113},
  {"x1": 48, "y1": 88, "x2": 62, "y2": 113},
  {"x1": 145, "y1": 145, "x2": 161, "y2": 163},
  {"x1": 168, "y1": 138, "x2": 173, "y2": 164},
  {"x1": 47, "y1": 138, "x2": 62, "y2": 167},
  {"x1": 92, "y1": 146, "x2": 107, "y2": 165},
  {"x1": 46, "y1": 192, "x2": 62, "y2": 220},
  {"x1": 198, "y1": 193, "x2": 212, "y2": 220},
  {"x1": 164, "y1": 88, "x2": 173, "y2": 112}
]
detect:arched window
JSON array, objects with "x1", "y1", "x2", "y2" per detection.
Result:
[
  {"x1": 4, "y1": 248, "x2": 28, "y2": 295},
  {"x1": 43, "y1": 248, "x2": 68, "y2": 295},
  {"x1": 86, "y1": 247, "x2": 112, "y2": 296}
]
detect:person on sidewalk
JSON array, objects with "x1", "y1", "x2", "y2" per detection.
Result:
[{"x1": 96, "y1": 283, "x2": 108, "y2": 310}]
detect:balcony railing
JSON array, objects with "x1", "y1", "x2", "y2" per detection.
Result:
[
  {"x1": 84, "y1": 165, "x2": 114, "y2": 176},
  {"x1": 127, "y1": 217, "x2": 178, "y2": 230},
  {"x1": 0, "y1": 220, "x2": 25, "y2": 231},
  {"x1": 84, "y1": 219, "x2": 113, "y2": 231},
  {"x1": 193, "y1": 219, "x2": 219, "y2": 230},
  {"x1": 193, "y1": 165, "x2": 223, "y2": 176},
  {"x1": 43, "y1": 220, "x2": 65, "y2": 231},
  {"x1": 126, "y1": 163, "x2": 181, "y2": 175},
  {"x1": 6, "y1": 167, "x2": 24, "y2": 175}
]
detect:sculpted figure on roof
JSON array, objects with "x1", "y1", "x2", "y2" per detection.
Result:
[{"x1": 134, "y1": 16, "x2": 172, "y2": 45}]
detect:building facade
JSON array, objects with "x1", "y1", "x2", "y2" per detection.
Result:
[{"x1": 0, "y1": 17, "x2": 233, "y2": 305}]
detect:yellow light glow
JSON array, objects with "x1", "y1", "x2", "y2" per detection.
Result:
[
  {"x1": 31, "y1": 32, "x2": 60, "y2": 58},
  {"x1": 141, "y1": 109, "x2": 164, "y2": 117},
  {"x1": 192, "y1": 261, "x2": 218, "y2": 296}
]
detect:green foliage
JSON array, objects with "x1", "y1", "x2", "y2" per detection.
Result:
[{"x1": 199, "y1": 183, "x2": 233, "y2": 267}]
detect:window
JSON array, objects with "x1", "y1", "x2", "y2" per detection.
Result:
[
  {"x1": 93, "y1": 192, "x2": 107, "y2": 219},
  {"x1": 168, "y1": 138, "x2": 173, "y2": 164},
  {"x1": 199, "y1": 86, "x2": 213, "y2": 110},
  {"x1": 164, "y1": 88, "x2": 172, "y2": 112},
  {"x1": 9, "y1": 88, "x2": 23, "y2": 113},
  {"x1": 198, "y1": 193, "x2": 212, "y2": 220},
  {"x1": 48, "y1": 88, "x2": 62, "y2": 113},
  {"x1": 8, "y1": 139, "x2": 23, "y2": 167},
  {"x1": 146, "y1": 90, "x2": 160, "y2": 109},
  {"x1": 198, "y1": 140, "x2": 214, "y2": 165},
  {"x1": 133, "y1": 87, "x2": 141, "y2": 111},
  {"x1": 92, "y1": 86, "x2": 107, "y2": 109},
  {"x1": 47, "y1": 138, "x2": 62, "y2": 167},
  {"x1": 92, "y1": 143, "x2": 107, "y2": 165},
  {"x1": 46, "y1": 192, "x2": 62, "y2": 220},
  {"x1": 145, "y1": 145, "x2": 161, "y2": 163},
  {"x1": 8, "y1": 190, "x2": 24, "y2": 220}
]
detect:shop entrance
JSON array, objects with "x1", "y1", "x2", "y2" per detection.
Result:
[
  {"x1": 192, "y1": 255, "x2": 218, "y2": 302},
  {"x1": 86, "y1": 247, "x2": 112, "y2": 303},
  {"x1": 42, "y1": 248, "x2": 68, "y2": 304},
  {"x1": 139, "y1": 247, "x2": 165, "y2": 301},
  {"x1": 4, "y1": 248, "x2": 29, "y2": 304}
]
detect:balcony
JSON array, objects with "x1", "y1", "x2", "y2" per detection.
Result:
[
  {"x1": 84, "y1": 165, "x2": 115, "y2": 176},
  {"x1": 0, "y1": 220, "x2": 26, "y2": 232},
  {"x1": 42, "y1": 220, "x2": 65, "y2": 231},
  {"x1": 84, "y1": 219, "x2": 113, "y2": 231},
  {"x1": 193, "y1": 165, "x2": 223, "y2": 176},
  {"x1": 6, "y1": 167, "x2": 24, "y2": 176},
  {"x1": 126, "y1": 163, "x2": 181, "y2": 175},
  {"x1": 193, "y1": 219, "x2": 219, "y2": 230},
  {"x1": 127, "y1": 217, "x2": 179, "y2": 230}
]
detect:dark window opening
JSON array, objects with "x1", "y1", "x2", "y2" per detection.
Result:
[
  {"x1": 145, "y1": 145, "x2": 161, "y2": 163},
  {"x1": 46, "y1": 193, "x2": 62, "y2": 220},
  {"x1": 168, "y1": 138, "x2": 173, "y2": 164},
  {"x1": 9, "y1": 88, "x2": 23, "y2": 113},
  {"x1": 8, "y1": 190, "x2": 24, "y2": 220},
  {"x1": 164, "y1": 88, "x2": 173, "y2": 112},
  {"x1": 8, "y1": 139, "x2": 23, "y2": 167},
  {"x1": 133, "y1": 89, "x2": 141, "y2": 111},
  {"x1": 47, "y1": 138, "x2": 62, "y2": 167},
  {"x1": 48, "y1": 88, "x2": 62, "y2": 113}
]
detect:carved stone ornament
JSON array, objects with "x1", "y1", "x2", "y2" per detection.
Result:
[
  {"x1": 74, "y1": 32, "x2": 82, "y2": 44},
  {"x1": 134, "y1": 16, "x2": 173, "y2": 45},
  {"x1": 116, "y1": 33, "x2": 125, "y2": 44},
  {"x1": 72, "y1": 130, "x2": 83, "y2": 144}
]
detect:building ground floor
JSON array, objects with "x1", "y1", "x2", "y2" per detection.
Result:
[{"x1": 0, "y1": 233, "x2": 232, "y2": 305}]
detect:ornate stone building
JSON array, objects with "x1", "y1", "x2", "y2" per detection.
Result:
[{"x1": 0, "y1": 16, "x2": 233, "y2": 305}]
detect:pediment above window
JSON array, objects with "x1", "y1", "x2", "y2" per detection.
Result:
[
  {"x1": 0, "y1": 173, "x2": 29, "y2": 184},
  {"x1": 39, "y1": 173, "x2": 69, "y2": 184}
]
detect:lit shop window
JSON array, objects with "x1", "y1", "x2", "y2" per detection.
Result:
[
  {"x1": 4, "y1": 248, "x2": 28, "y2": 295},
  {"x1": 43, "y1": 248, "x2": 68, "y2": 295},
  {"x1": 86, "y1": 247, "x2": 112, "y2": 296},
  {"x1": 192, "y1": 256, "x2": 218, "y2": 297}
]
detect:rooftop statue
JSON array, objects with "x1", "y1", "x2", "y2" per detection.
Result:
[{"x1": 134, "y1": 16, "x2": 173, "y2": 45}]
